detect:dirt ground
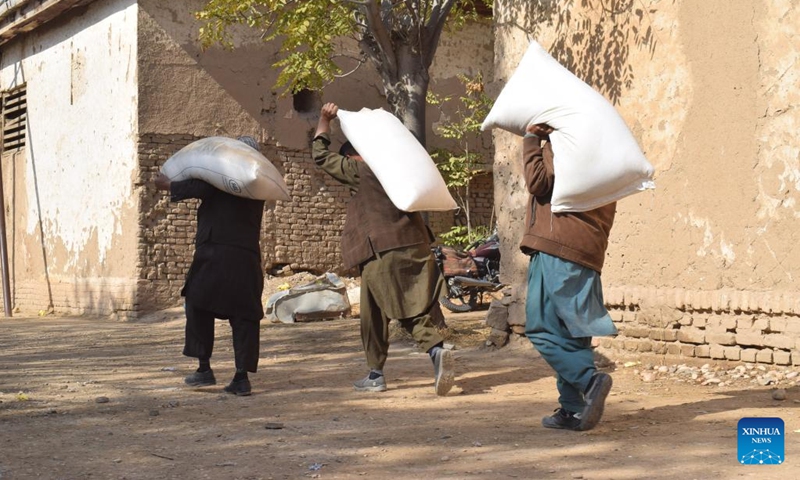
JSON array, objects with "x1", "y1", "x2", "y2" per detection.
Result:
[{"x1": 1, "y1": 306, "x2": 799, "y2": 479}]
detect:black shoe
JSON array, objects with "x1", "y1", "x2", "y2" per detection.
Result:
[
  {"x1": 184, "y1": 369, "x2": 216, "y2": 387},
  {"x1": 224, "y1": 378, "x2": 252, "y2": 396},
  {"x1": 542, "y1": 408, "x2": 581, "y2": 430},
  {"x1": 433, "y1": 348, "x2": 454, "y2": 396},
  {"x1": 353, "y1": 374, "x2": 387, "y2": 392},
  {"x1": 578, "y1": 372, "x2": 613, "y2": 431}
]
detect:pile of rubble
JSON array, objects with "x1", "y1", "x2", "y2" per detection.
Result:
[{"x1": 628, "y1": 361, "x2": 800, "y2": 391}]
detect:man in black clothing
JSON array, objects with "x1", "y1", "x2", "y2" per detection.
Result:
[{"x1": 154, "y1": 136, "x2": 266, "y2": 396}]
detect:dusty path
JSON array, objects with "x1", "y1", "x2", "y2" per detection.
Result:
[{"x1": 1, "y1": 309, "x2": 798, "y2": 479}]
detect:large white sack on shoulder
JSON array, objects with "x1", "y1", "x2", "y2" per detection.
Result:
[
  {"x1": 161, "y1": 136, "x2": 290, "y2": 201},
  {"x1": 481, "y1": 40, "x2": 655, "y2": 213},
  {"x1": 337, "y1": 108, "x2": 457, "y2": 212}
]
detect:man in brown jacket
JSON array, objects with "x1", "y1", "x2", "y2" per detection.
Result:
[
  {"x1": 312, "y1": 102, "x2": 454, "y2": 396},
  {"x1": 520, "y1": 123, "x2": 618, "y2": 431}
]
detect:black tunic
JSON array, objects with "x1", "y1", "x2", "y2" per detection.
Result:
[{"x1": 170, "y1": 179, "x2": 265, "y2": 320}]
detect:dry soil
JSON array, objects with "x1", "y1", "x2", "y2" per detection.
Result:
[{"x1": 1, "y1": 307, "x2": 799, "y2": 479}]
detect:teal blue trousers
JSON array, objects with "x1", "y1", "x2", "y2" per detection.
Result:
[{"x1": 524, "y1": 252, "x2": 607, "y2": 413}]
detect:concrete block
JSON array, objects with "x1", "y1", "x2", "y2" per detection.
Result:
[
  {"x1": 681, "y1": 344, "x2": 696, "y2": 357},
  {"x1": 695, "y1": 345, "x2": 711, "y2": 358}
]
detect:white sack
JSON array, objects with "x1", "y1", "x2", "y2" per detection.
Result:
[
  {"x1": 161, "y1": 136, "x2": 291, "y2": 201},
  {"x1": 481, "y1": 40, "x2": 655, "y2": 212},
  {"x1": 265, "y1": 273, "x2": 351, "y2": 324},
  {"x1": 337, "y1": 108, "x2": 457, "y2": 212}
]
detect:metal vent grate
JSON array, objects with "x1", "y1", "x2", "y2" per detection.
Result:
[{"x1": 2, "y1": 85, "x2": 27, "y2": 151}]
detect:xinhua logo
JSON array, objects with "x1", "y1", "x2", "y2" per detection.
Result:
[{"x1": 738, "y1": 417, "x2": 784, "y2": 465}]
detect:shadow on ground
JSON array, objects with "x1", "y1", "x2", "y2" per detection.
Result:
[{"x1": 0, "y1": 311, "x2": 798, "y2": 479}]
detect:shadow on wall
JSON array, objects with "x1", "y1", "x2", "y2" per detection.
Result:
[
  {"x1": 137, "y1": 1, "x2": 363, "y2": 150},
  {"x1": 497, "y1": 0, "x2": 658, "y2": 104}
]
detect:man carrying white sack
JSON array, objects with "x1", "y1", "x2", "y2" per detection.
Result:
[
  {"x1": 312, "y1": 102, "x2": 454, "y2": 396},
  {"x1": 154, "y1": 136, "x2": 266, "y2": 397},
  {"x1": 521, "y1": 124, "x2": 618, "y2": 431}
]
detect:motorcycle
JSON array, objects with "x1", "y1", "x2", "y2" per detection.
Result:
[{"x1": 432, "y1": 231, "x2": 504, "y2": 313}]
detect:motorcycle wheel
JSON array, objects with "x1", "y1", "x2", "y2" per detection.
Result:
[{"x1": 439, "y1": 296, "x2": 473, "y2": 313}]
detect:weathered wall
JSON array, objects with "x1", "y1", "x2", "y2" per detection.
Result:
[
  {"x1": 137, "y1": 0, "x2": 495, "y2": 310},
  {"x1": 0, "y1": 0, "x2": 138, "y2": 316},
  {"x1": 492, "y1": 0, "x2": 800, "y2": 363}
]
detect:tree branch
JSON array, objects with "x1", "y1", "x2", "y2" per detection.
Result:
[
  {"x1": 331, "y1": 53, "x2": 368, "y2": 79},
  {"x1": 422, "y1": 0, "x2": 456, "y2": 67},
  {"x1": 350, "y1": 0, "x2": 398, "y2": 77}
]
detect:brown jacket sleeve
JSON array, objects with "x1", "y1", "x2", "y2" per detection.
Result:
[
  {"x1": 521, "y1": 135, "x2": 554, "y2": 198},
  {"x1": 312, "y1": 133, "x2": 360, "y2": 191}
]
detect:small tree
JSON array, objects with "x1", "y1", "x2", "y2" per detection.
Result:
[
  {"x1": 196, "y1": 0, "x2": 492, "y2": 145},
  {"x1": 429, "y1": 73, "x2": 493, "y2": 247}
]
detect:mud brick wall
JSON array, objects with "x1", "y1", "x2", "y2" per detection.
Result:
[
  {"x1": 137, "y1": 134, "x2": 202, "y2": 311},
  {"x1": 427, "y1": 172, "x2": 496, "y2": 241},
  {"x1": 465, "y1": 173, "x2": 495, "y2": 230},
  {"x1": 271, "y1": 149, "x2": 348, "y2": 273},
  {"x1": 136, "y1": 135, "x2": 495, "y2": 312},
  {"x1": 598, "y1": 289, "x2": 800, "y2": 366},
  {"x1": 500, "y1": 287, "x2": 800, "y2": 366}
]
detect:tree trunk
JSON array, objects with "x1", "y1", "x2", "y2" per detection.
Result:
[
  {"x1": 355, "y1": 0, "x2": 454, "y2": 149},
  {"x1": 381, "y1": 48, "x2": 430, "y2": 147}
]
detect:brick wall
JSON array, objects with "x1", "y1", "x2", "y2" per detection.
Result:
[
  {"x1": 271, "y1": 148, "x2": 349, "y2": 273},
  {"x1": 136, "y1": 135, "x2": 494, "y2": 311},
  {"x1": 501, "y1": 286, "x2": 800, "y2": 366},
  {"x1": 429, "y1": 172, "x2": 495, "y2": 243},
  {"x1": 137, "y1": 134, "x2": 200, "y2": 311},
  {"x1": 598, "y1": 289, "x2": 800, "y2": 366}
]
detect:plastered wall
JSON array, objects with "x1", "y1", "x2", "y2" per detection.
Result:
[
  {"x1": 492, "y1": 0, "x2": 800, "y2": 362},
  {"x1": 0, "y1": 0, "x2": 139, "y2": 316}
]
